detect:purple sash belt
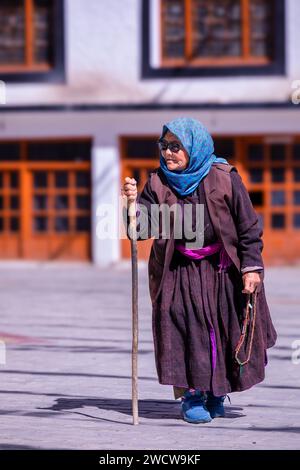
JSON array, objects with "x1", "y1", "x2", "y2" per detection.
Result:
[{"x1": 175, "y1": 240, "x2": 233, "y2": 273}]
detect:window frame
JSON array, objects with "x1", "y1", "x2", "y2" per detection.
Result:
[
  {"x1": 142, "y1": 0, "x2": 286, "y2": 78},
  {"x1": 0, "y1": 0, "x2": 65, "y2": 83}
]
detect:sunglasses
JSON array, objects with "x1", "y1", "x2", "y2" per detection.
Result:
[{"x1": 157, "y1": 139, "x2": 182, "y2": 153}]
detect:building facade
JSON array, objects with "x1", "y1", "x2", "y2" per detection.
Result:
[{"x1": 0, "y1": 0, "x2": 299, "y2": 265}]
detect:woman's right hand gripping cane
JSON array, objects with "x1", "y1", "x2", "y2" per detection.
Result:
[{"x1": 121, "y1": 177, "x2": 138, "y2": 202}]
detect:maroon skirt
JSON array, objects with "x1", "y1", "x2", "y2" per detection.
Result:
[{"x1": 151, "y1": 250, "x2": 277, "y2": 397}]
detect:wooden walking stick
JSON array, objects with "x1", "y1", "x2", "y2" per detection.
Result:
[{"x1": 128, "y1": 197, "x2": 139, "y2": 425}]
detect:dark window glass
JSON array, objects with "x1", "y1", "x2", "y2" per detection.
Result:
[
  {"x1": 0, "y1": 0, "x2": 56, "y2": 67},
  {"x1": 294, "y1": 168, "x2": 300, "y2": 182},
  {"x1": 0, "y1": 143, "x2": 20, "y2": 161},
  {"x1": 192, "y1": 1, "x2": 242, "y2": 58},
  {"x1": 250, "y1": 0, "x2": 273, "y2": 57},
  {"x1": 270, "y1": 144, "x2": 286, "y2": 162},
  {"x1": 10, "y1": 195, "x2": 19, "y2": 210},
  {"x1": 76, "y1": 195, "x2": 90, "y2": 210},
  {"x1": 33, "y1": 195, "x2": 47, "y2": 210},
  {"x1": 248, "y1": 144, "x2": 264, "y2": 161},
  {"x1": 55, "y1": 172, "x2": 68, "y2": 188},
  {"x1": 294, "y1": 214, "x2": 300, "y2": 228},
  {"x1": 294, "y1": 191, "x2": 300, "y2": 206},
  {"x1": 0, "y1": 196, "x2": 3, "y2": 209},
  {"x1": 28, "y1": 141, "x2": 91, "y2": 162},
  {"x1": 293, "y1": 144, "x2": 300, "y2": 161},
  {"x1": 33, "y1": 216, "x2": 48, "y2": 232},
  {"x1": 126, "y1": 139, "x2": 158, "y2": 159},
  {"x1": 249, "y1": 191, "x2": 263, "y2": 206},
  {"x1": 271, "y1": 214, "x2": 285, "y2": 229},
  {"x1": 271, "y1": 168, "x2": 285, "y2": 183},
  {"x1": 34, "y1": 0, "x2": 53, "y2": 64},
  {"x1": 0, "y1": 217, "x2": 3, "y2": 231},
  {"x1": 271, "y1": 191, "x2": 285, "y2": 206},
  {"x1": 249, "y1": 168, "x2": 263, "y2": 183},
  {"x1": 76, "y1": 216, "x2": 90, "y2": 232},
  {"x1": 10, "y1": 217, "x2": 19, "y2": 231},
  {"x1": 161, "y1": 0, "x2": 273, "y2": 62},
  {"x1": 55, "y1": 217, "x2": 69, "y2": 232},
  {"x1": 213, "y1": 138, "x2": 235, "y2": 158},
  {"x1": 0, "y1": 0, "x2": 25, "y2": 65},
  {"x1": 34, "y1": 172, "x2": 47, "y2": 188},
  {"x1": 55, "y1": 195, "x2": 69, "y2": 210},
  {"x1": 10, "y1": 172, "x2": 19, "y2": 188},
  {"x1": 162, "y1": 0, "x2": 185, "y2": 58},
  {"x1": 76, "y1": 172, "x2": 90, "y2": 188}
]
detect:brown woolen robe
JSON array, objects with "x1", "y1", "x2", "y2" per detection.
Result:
[{"x1": 125, "y1": 163, "x2": 277, "y2": 399}]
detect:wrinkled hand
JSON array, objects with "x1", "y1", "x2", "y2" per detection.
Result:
[
  {"x1": 121, "y1": 177, "x2": 137, "y2": 202},
  {"x1": 242, "y1": 272, "x2": 261, "y2": 294}
]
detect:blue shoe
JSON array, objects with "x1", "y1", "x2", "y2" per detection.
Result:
[
  {"x1": 206, "y1": 392, "x2": 226, "y2": 418},
  {"x1": 180, "y1": 390, "x2": 212, "y2": 424}
]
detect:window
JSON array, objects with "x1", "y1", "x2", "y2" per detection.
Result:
[
  {"x1": 271, "y1": 190, "x2": 285, "y2": 206},
  {"x1": 249, "y1": 190, "x2": 264, "y2": 206},
  {"x1": 162, "y1": 0, "x2": 273, "y2": 65},
  {"x1": 0, "y1": 0, "x2": 64, "y2": 82},
  {"x1": 249, "y1": 168, "x2": 263, "y2": 183},
  {"x1": 271, "y1": 214, "x2": 285, "y2": 229},
  {"x1": 142, "y1": 0, "x2": 285, "y2": 77},
  {"x1": 124, "y1": 138, "x2": 159, "y2": 159},
  {"x1": 213, "y1": 138, "x2": 235, "y2": 158}
]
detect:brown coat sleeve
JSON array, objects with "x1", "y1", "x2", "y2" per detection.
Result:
[{"x1": 230, "y1": 171, "x2": 264, "y2": 272}]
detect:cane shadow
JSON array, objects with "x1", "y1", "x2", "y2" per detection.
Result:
[
  {"x1": 223, "y1": 406, "x2": 246, "y2": 419},
  {"x1": 0, "y1": 444, "x2": 42, "y2": 450},
  {"x1": 39, "y1": 398, "x2": 245, "y2": 424}
]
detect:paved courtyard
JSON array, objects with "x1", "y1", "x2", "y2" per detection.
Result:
[{"x1": 0, "y1": 262, "x2": 299, "y2": 450}]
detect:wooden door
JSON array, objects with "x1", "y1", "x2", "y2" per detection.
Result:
[
  {"x1": 25, "y1": 164, "x2": 91, "y2": 260},
  {"x1": 237, "y1": 136, "x2": 300, "y2": 265},
  {"x1": 0, "y1": 139, "x2": 91, "y2": 261}
]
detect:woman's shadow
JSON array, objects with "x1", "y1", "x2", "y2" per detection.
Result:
[{"x1": 40, "y1": 397, "x2": 245, "y2": 425}]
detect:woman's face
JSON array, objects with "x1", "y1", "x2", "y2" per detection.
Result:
[{"x1": 160, "y1": 131, "x2": 189, "y2": 171}]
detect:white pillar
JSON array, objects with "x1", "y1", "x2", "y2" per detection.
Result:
[{"x1": 91, "y1": 145, "x2": 120, "y2": 266}]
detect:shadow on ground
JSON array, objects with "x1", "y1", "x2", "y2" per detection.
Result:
[{"x1": 39, "y1": 398, "x2": 245, "y2": 424}]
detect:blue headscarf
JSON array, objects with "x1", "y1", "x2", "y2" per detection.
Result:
[{"x1": 159, "y1": 117, "x2": 228, "y2": 196}]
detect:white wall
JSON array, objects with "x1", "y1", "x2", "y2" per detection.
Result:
[{"x1": 3, "y1": 0, "x2": 300, "y2": 106}]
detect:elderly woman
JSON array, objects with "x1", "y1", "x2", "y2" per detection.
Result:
[{"x1": 122, "y1": 117, "x2": 277, "y2": 424}]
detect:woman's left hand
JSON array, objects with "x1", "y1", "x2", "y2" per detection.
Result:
[{"x1": 242, "y1": 272, "x2": 261, "y2": 294}]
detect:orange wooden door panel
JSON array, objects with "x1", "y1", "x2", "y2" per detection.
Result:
[
  {"x1": 237, "y1": 136, "x2": 300, "y2": 265},
  {"x1": 0, "y1": 163, "x2": 91, "y2": 260},
  {"x1": 0, "y1": 169, "x2": 22, "y2": 258},
  {"x1": 121, "y1": 159, "x2": 158, "y2": 260},
  {"x1": 25, "y1": 165, "x2": 91, "y2": 260}
]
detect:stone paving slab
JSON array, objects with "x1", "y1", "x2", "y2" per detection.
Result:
[{"x1": 0, "y1": 263, "x2": 299, "y2": 450}]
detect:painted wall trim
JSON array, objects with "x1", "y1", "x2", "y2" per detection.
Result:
[{"x1": 0, "y1": 102, "x2": 297, "y2": 113}]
